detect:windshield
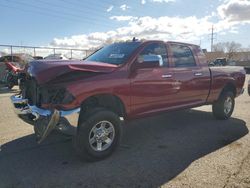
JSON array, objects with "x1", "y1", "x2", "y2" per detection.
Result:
[{"x1": 86, "y1": 42, "x2": 141, "y2": 65}]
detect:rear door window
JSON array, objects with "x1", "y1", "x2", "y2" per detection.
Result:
[{"x1": 170, "y1": 44, "x2": 196, "y2": 67}]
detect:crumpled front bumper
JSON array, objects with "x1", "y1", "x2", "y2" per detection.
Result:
[{"x1": 10, "y1": 94, "x2": 80, "y2": 143}]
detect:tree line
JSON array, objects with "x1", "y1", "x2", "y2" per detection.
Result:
[{"x1": 212, "y1": 41, "x2": 249, "y2": 60}]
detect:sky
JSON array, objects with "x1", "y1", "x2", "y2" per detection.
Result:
[{"x1": 0, "y1": 0, "x2": 250, "y2": 51}]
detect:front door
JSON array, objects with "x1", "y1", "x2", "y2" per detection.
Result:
[{"x1": 130, "y1": 42, "x2": 177, "y2": 117}]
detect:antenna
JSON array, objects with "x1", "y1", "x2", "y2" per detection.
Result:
[{"x1": 132, "y1": 37, "x2": 138, "y2": 42}]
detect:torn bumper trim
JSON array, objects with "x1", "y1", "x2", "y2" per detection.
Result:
[
  {"x1": 10, "y1": 94, "x2": 80, "y2": 143},
  {"x1": 36, "y1": 110, "x2": 60, "y2": 144},
  {"x1": 240, "y1": 88, "x2": 244, "y2": 95},
  {"x1": 10, "y1": 94, "x2": 80, "y2": 117},
  {"x1": 10, "y1": 95, "x2": 31, "y2": 115}
]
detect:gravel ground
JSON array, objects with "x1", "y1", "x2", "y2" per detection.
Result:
[{"x1": 0, "y1": 75, "x2": 249, "y2": 188}]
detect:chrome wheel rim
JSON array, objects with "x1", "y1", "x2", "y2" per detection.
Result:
[
  {"x1": 224, "y1": 97, "x2": 233, "y2": 115},
  {"x1": 88, "y1": 120, "x2": 115, "y2": 152}
]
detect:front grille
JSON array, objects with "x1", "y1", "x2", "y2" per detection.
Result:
[
  {"x1": 24, "y1": 78, "x2": 40, "y2": 106},
  {"x1": 22, "y1": 78, "x2": 70, "y2": 106}
]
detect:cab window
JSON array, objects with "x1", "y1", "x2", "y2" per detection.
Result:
[
  {"x1": 139, "y1": 43, "x2": 168, "y2": 67},
  {"x1": 170, "y1": 44, "x2": 196, "y2": 67}
]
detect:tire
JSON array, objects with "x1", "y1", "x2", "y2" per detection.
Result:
[
  {"x1": 73, "y1": 108, "x2": 122, "y2": 161},
  {"x1": 7, "y1": 82, "x2": 15, "y2": 89},
  {"x1": 212, "y1": 91, "x2": 235, "y2": 120},
  {"x1": 6, "y1": 73, "x2": 15, "y2": 89}
]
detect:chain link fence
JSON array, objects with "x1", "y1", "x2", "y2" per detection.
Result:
[{"x1": 0, "y1": 44, "x2": 96, "y2": 60}]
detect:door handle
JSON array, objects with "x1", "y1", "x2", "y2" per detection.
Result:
[
  {"x1": 194, "y1": 72, "x2": 203, "y2": 76},
  {"x1": 162, "y1": 74, "x2": 172, "y2": 78}
]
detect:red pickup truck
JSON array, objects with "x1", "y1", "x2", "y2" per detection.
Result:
[{"x1": 11, "y1": 40, "x2": 245, "y2": 161}]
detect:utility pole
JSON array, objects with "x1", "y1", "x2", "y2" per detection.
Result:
[{"x1": 210, "y1": 25, "x2": 215, "y2": 52}]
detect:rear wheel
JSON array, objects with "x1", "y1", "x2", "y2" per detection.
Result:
[
  {"x1": 73, "y1": 108, "x2": 122, "y2": 161},
  {"x1": 212, "y1": 91, "x2": 235, "y2": 120}
]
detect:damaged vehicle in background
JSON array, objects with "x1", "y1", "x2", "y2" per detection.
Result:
[
  {"x1": 209, "y1": 57, "x2": 236, "y2": 67},
  {"x1": 11, "y1": 40, "x2": 245, "y2": 161},
  {"x1": 0, "y1": 54, "x2": 34, "y2": 89},
  {"x1": 44, "y1": 53, "x2": 69, "y2": 60}
]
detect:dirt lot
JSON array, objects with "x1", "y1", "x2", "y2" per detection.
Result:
[{"x1": 0, "y1": 75, "x2": 249, "y2": 188}]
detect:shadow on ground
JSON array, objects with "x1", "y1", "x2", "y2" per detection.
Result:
[{"x1": 0, "y1": 109, "x2": 248, "y2": 188}]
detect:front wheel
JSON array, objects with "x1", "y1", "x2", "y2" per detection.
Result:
[
  {"x1": 212, "y1": 91, "x2": 235, "y2": 120},
  {"x1": 73, "y1": 108, "x2": 122, "y2": 161}
]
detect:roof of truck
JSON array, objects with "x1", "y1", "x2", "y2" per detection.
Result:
[{"x1": 129, "y1": 39, "x2": 201, "y2": 47}]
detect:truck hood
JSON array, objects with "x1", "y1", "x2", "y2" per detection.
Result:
[{"x1": 26, "y1": 60, "x2": 118, "y2": 84}]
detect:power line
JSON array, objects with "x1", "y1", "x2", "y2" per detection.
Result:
[
  {"x1": 2, "y1": 0, "x2": 175, "y2": 28},
  {"x1": 1, "y1": 0, "x2": 184, "y2": 37},
  {"x1": 59, "y1": 0, "x2": 156, "y2": 20},
  {"x1": 37, "y1": 0, "x2": 126, "y2": 21},
  {"x1": 8, "y1": 0, "x2": 99, "y2": 23},
  {"x1": 1, "y1": 0, "x2": 115, "y2": 27},
  {"x1": 0, "y1": 2, "x2": 85, "y2": 23},
  {"x1": 35, "y1": 0, "x2": 113, "y2": 24},
  {"x1": 59, "y1": 0, "x2": 112, "y2": 12}
]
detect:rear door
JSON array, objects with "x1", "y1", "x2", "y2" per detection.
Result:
[
  {"x1": 192, "y1": 46, "x2": 211, "y2": 102},
  {"x1": 169, "y1": 43, "x2": 209, "y2": 106},
  {"x1": 130, "y1": 42, "x2": 176, "y2": 116}
]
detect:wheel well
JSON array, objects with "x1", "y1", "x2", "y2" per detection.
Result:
[
  {"x1": 221, "y1": 83, "x2": 236, "y2": 97},
  {"x1": 80, "y1": 94, "x2": 126, "y2": 118}
]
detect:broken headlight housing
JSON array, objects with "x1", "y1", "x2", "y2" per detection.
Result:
[{"x1": 39, "y1": 87, "x2": 75, "y2": 105}]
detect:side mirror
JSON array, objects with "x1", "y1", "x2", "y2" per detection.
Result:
[{"x1": 136, "y1": 55, "x2": 161, "y2": 69}]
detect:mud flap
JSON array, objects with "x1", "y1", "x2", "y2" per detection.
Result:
[{"x1": 34, "y1": 110, "x2": 60, "y2": 144}]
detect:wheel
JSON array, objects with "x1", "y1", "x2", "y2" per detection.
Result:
[
  {"x1": 73, "y1": 108, "x2": 122, "y2": 161},
  {"x1": 212, "y1": 91, "x2": 235, "y2": 120},
  {"x1": 6, "y1": 74, "x2": 15, "y2": 89},
  {"x1": 7, "y1": 82, "x2": 15, "y2": 89}
]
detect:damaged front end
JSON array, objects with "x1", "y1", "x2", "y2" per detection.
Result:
[
  {"x1": 10, "y1": 60, "x2": 116, "y2": 143},
  {"x1": 10, "y1": 82, "x2": 80, "y2": 143}
]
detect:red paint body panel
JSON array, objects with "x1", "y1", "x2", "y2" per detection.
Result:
[
  {"x1": 26, "y1": 41, "x2": 246, "y2": 120},
  {"x1": 206, "y1": 66, "x2": 245, "y2": 103},
  {"x1": 27, "y1": 60, "x2": 118, "y2": 84}
]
